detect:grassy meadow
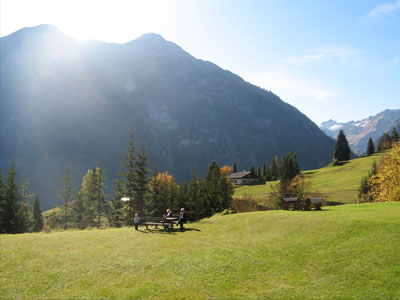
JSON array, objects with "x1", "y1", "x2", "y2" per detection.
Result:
[
  {"x1": 2, "y1": 202, "x2": 400, "y2": 299},
  {"x1": 234, "y1": 152, "x2": 385, "y2": 206}
]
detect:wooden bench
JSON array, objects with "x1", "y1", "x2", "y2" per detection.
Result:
[
  {"x1": 282, "y1": 197, "x2": 323, "y2": 210},
  {"x1": 141, "y1": 216, "x2": 178, "y2": 230},
  {"x1": 282, "y1": 198, "x2": 303, "y2": 210},
  {"x1": 308, "y1": 197, "x2": 322, "y2": 210}
]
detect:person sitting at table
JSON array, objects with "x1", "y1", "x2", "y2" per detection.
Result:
[
  {"x1": 166, "y1": 209, "x2": 172, "y2": 217},
  {"x1": 177, "y1": 208, "x2": 187, "y2": 231}
]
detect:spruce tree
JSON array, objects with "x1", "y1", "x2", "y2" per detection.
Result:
[
  {"x1": 19, "y1": 176, "x2": 32, "y2": 232},
  {"x1": 377, "y1": 133, "x2": 391, "y2": 152},
  {"x1": 123, "y1": 132, "x2": 136, "y2": 226},
  {"x1": 256, "y1": 165, "x2": 261, "y2": 178},
  {"x1": 249, "y1": 165, "x2": 256, "y2": 174},
  {"x1": 280, "y1": 152, "x2": 300, "y2": 184},
  {"x1": 58, "y1": 165, "x2": 73, "y2": 230},
  {"x1": 134, "y1": 146, "x2": 149, "y2": 215},
  {"x1": 262, "y1": 163, "x2": 267, "y2": 178},
  {"x1": 3, "y1": 160, "x2": 20, "y2": 233},
  {"x1": 0, "y1": 169, "x2": 5, "y2": 233},
  {"x1": 391, "y1": 127, "x2": 399, "y2": 142},
  {"x1": 270, "y1": 155, "x2": 280, "y2": 180},
  {"x1": 334, "y1": 130, "x2": 351, "y2": 161},
  {"x1": 32, "y1": 194, "x2": 43, "y2": 232},
  {"x1": 95, "y1": 160, "x2": 106, "y2": 228},
  {"x1": 367, "y1": 137, "x2": 375, "y2": 156},
  {"x1": 108, "y1": 168, "x2": 125, "y2": 227},
  {"x1": 232, "y1": 161, "x2": 238, "y2": 174}
]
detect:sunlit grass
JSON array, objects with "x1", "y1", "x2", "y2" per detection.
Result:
[
  {"x1": 234, "y1": 152, "x2": 385, "y2": 205},
  {"x1": 1, "y1": 202, "x2": 400, "y2": 299}
]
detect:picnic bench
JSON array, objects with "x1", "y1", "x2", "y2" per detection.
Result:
[
  {"x1": 141, "y1": 216, "x2": 178, "y2": 230},
  {"x1": 282, "y1": 197, "x2": 323, "y2": 211}
]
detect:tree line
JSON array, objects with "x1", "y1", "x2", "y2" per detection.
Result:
[
  {"x1": 0, "y1": 160, "x2": 43, "y2": 234},
  {"x1": 37, "y1": 133, "x2": 234, "y2": 231}
]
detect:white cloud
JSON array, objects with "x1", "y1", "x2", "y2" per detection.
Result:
[
  {"x1": 283, "y1": 46, "x2": 357, "y2": 66},
  {"x1": 368, "y1": 0, "x2": 400, "y2": 18}
]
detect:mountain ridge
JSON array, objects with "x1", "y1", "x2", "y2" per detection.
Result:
[
  {"x1": 1, "y1": 25, "x2": 335, "y2": 209},
  {"x1": 320, "y1": 109, "x2": 400, "y2": 154}
]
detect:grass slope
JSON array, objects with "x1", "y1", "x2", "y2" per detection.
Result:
[
  {"x1": 234, "y1": 152, "x2": 384, "y2": 205},
  {"x1": 1, "y1": 202, "x2": 400, "y2": 299}
]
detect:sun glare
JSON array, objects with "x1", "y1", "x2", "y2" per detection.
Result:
[{"x1": 1, "y1": 0, "x2": 178, "y2": 43}]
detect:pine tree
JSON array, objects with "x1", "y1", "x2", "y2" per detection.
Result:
[
  {"x1": 377, "y1": 133, "x2": 391, "y2": 152},
  {"x1": 280, "y1": 152, "x2": 300, "y2": 184},
  {"x1": 2, "y1": 160, "x2": 21, "y2": 233},
  {"x1": 134, "y1": 146, "x2": 149, "y2": 215},
  {"x1": 391, "y1": 127, "x2": 399, "y2": 142},
  {"x1": 262, "y1": 163, "x2": 267, "y2": 178},
  {"x1": 95, "y1": 160, "x2": 106, "y2": 228},
  {"x1": 108, "y1": 168, "x2": 125, "y2": 227},
  {"x1": 123, "y1": 132, "x2": 137, "y2": 226},
  {"x1": 72, "y1": 192, "x2": 85, "y2": 229},
  {"x1": 0, "y1": 169, "x2": 5, "y2": 233},
  {"x1": 58, "y1": 165, "x2": 73, "y2": 230},
  {"x1": 334, "y1": 130, "x2": 351, "y2": 161},
  {"x1": 256, "y1": 165, "x2": 261, "y2": 178},
  {"x1": 204, "y1": 161, "x2": 233, "y2": 216},
  {"x1": 19, "y1": 176, "x2": 33, "y2": 232},
  {"x1": 249, "y1": 165, "x2": 256, "y2": 174},
  {"x1": 270, "y1": 155, "x2": 280, "y2": 180},
  {"x1": 232, "y1": 161, "x2": 238, "y2": 173},
  {"x1": 367, "y1": 137, "x2": 375, "y2": 156},
  {"x1": 32, "y1": 194, "x2": 43, "y2": 232}
]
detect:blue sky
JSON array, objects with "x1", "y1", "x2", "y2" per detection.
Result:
[{"x1": 1, "y1": 0, "x2": 399, "y2": 125}]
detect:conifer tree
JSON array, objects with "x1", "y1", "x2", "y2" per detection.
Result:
[
  {"x1": 256, "y1": 165, "x2": 261, "y2": 178},
  {"x1": 32, "y1": 194, "x2": 43, "y2": 232},
  {"x1": 0, "y1": 169, "x2": 5, "y2": 232},
  {"x1": 19, "y1": 176, "x2": 32, "y2": 232},
  {"x1": 367, "y1": 137, "x2": 375, "y2": 156},
  {"x1": 262, "y1": 163, "x2": 267, "y2": 178},
  {"x1": 95, "y1": 160, "x2": 106, "y2": 228},
  {"x1": 334, "y1": 130, "x2": 351, "y2": 161},
  {"x1": 249, "y1": 165, "x2": 256, "y2": 174},
  {"x1": 270, "y1": 155, "x2": 280, "y2": 180},
  {"x1": 134, "y1": 146, "x2": 149, "y2": 215},
  {"x1": 72, "y1": 192, "x2": 85, "y2": 229},
  {"x1": 377, "y1": 133, "x2": 391, "y2": 152},
  {"x1": 108, "y1": 168, "x2": 125, "y2": 227},
  {"x1": 3, "y1": 160, "x2": 20, "y2": 233},
  {"x1": 232, "y1": 161, "x2": 238, "y2": 173},
  {"x1": 58, "y1": 165, "x2": 73, "y2": 230},
  {"x1": 391, "y1": 127, "x2": 399, "y2": 142},
  {"x1": 123, "y1": 132, "x2": 137, "y2": 226},
  {"x1": 280, "y1": 152, "x2": 300, "y2": 184}
]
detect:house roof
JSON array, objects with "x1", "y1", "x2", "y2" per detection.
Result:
[{"x1": 228, "y1": 171, "x2": 259, "y2": 179}]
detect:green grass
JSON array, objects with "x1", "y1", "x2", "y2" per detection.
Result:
[
  {"x1": 1, "y1": 202, "x2": 400, "y2": 299},
  {"x1": 234, "y1": 152, "x2": 385, "y2": 205}
]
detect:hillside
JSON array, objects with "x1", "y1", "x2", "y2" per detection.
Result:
[
  {"x1": 1, "y1": 202, "x2": 400, "y2": 299},
  {"x1": 234, "y1": 152, "x2": 385, "y2": 206},
  {"x1": 320, "y1": 109, "x2": 400, "y2": 155},
  {"x1": 0, "y1": 24, "x2": 335, "y2": 209}
]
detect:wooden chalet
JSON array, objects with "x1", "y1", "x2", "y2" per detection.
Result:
[{"x1": 228, "y1": 171, "x2": 260, "y2": 185}]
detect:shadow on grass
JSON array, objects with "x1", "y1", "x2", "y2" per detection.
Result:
[
  {"x1": 139, "y1": 227, "x2": 201, "y2": 235},
  {"x1": 332, "y1": 160, "x2": 350, "y2": 167}
]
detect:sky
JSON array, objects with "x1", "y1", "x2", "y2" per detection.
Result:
[{"x1": 1, "y1": 0, "x2": 399, "y2": 125}]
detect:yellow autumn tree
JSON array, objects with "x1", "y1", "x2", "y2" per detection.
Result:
[
  {"x1": 368, "y1": 143, "x2": 400, "y2": 202},
  {"x1": 148, "y1": 171, "x2": 178, "y2": 216},
  {"x1": 220, "y1": 165, "x2": 232, "y2": 182}
]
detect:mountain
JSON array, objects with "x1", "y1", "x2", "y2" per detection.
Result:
[
  {"x1": 320, "y1": 109, "x2": 400, "y2": 155},
  {"x1": 1, "y1": 25, "x2": 335, "y2": 209}
]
